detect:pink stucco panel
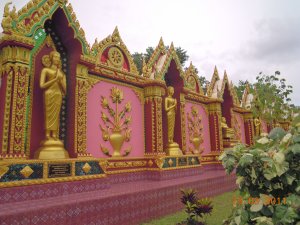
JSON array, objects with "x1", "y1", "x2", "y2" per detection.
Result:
[
  {"x1": 261, "y1": 120, "x2": 268, "y2": 133},
  {"x1": 185, "y1": 102, "x2": 211, "y2": 155},
  {"x1": 87, "y1": 81, "x2": 144, "y2": 158},
  {"x1": 233, "y1": 113, "x2": 246, "y2": 144}
]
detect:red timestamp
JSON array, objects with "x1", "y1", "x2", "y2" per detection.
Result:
[{"x1": 233, "y1": 196, "x2": 287, "y2": 206}]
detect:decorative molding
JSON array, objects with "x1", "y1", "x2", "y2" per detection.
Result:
[
  {"x1": 184, "y1": 62, "x2": 204, "y2": 94},
  {"x1": 95, "y1": 27, "x2": 138, "y2": 75}
]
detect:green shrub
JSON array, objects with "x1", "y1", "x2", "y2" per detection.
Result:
[
  {"x1": 178, "y1": 189, "x2": 213, "y2": 225},
  {"x1": 219, "y1": 120, "x2": 300, "y2": 225}
]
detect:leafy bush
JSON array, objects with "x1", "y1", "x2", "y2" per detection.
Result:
[
  {"x1": 177, "y1": 189, "x2": 213, "y2": 225},
  {"x1": 220, "y1": 120, "x2": 300, "y2": 225}
]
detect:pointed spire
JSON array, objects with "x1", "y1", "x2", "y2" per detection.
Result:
[
  {"x1": 158, "y1": 37, "x2": 166, "y2": 53},
  {"x1": 169, "y1": 41, "x2": 175, "y2": 51},
  {"x1": 224, "y1": 70, "x2": 228, "y2": 79},
  {"x1": 213, "y1": 65, "x2": 219, "y2": 78},
  {"x1": 112, "y1": 26, "x2": 121, "y2": 42},
  {"x1": 158, "y1": 37, "x2": 164, "y2": 47}
]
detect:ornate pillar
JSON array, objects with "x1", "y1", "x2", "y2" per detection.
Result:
[
  {"x1": 74, "y1": 64, "x2": 93, "y2": 157},
  {"x1": 208, "y1": 102, "x2": 223, "y2": 152},
  {"x1": 180, "y1": 93, "x2": 187, "y2": 154},
  {"x1": 0, "y1": 45, "x2": 32, "y2": 159},
  {"x1": 144, "y1": 86, "x2": 165, "y2": 155},
  {"x1": 243, "y1": 112, "x2": 254, "y2": 146}
]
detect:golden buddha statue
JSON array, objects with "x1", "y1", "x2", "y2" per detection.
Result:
[
  {"x1": 254, "y1": 117, "x2": 261, "y2": 136},
  {"x1": 165, "y1": 86, "x2": 182, "y2": 155},
  {"x1": 221, "y1": 117, "x2": 235, "y2": 139},
  {"x1": 35, "y1": 50, "x2": 69, "y2": 159}
]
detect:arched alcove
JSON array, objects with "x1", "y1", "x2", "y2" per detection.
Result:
[
  {"x1": 162, "y1": 59, "x2": 184, "y2": 151},
  {"x1": 221, "y1": 83, "x2": 234, "y2": 127},
  {"x1": 29, "y1": 8, "x2": 83, "y2": 158}
]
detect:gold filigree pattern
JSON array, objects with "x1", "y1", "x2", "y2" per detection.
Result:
[
  {"x1": 146, "y1": 37, "x2": 166, "y2": 70},
  {"x1": 233, "y1": 114, "x2": 242, "y2": 141},
  {"x1": 100, "y1": 87, "x2": 132, "y2": 157},
  {"x1": 184, "y1": 62, "x2": 204, "y2": 94},
  {"x1": 5, "y1": 0, "x2": 90, "y2": 55},
  {"x1": 108, "y1": 47, "x2": 124, "y2": 68},
  {"x1": 155, "y1": 43, "x2": 185, "y2": 81},
  {"x1": 180, "y1": 94, "x2": 187, "y2": 153},
  {"x1": 187, "y1": 106, "x2": 204, "y2": 154},
  {"x1": 95, "y1": 27, "x2": 138, "y2": 75},
  {"x1": 206, "y1": 66, "x2": 220, "y2": 97}
]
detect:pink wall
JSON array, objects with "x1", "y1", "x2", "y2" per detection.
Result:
[
  {"x1": 261, "y1": 120, "x2": 268, "y2": 133},
  {"x1": 233, "y1": 113, "x2": 246, "y2": 144},
  {"x1": 185, "y1": 102, "x2": 211, "y2": 155},
  {"x1": 87, "y1": 81, "x2": 144, "y2": 158}
]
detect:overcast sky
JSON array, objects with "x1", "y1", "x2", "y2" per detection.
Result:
[{"x1": 1, "y1": 0, "x2": 300, "y2": 105}]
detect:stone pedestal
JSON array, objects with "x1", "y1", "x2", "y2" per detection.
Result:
[
  {"x1": 166, "y1": 142, "x2": 183, "y2": 156},
  {"x1": 35, "y1": 140, "x2": 69, "y2": 159}
]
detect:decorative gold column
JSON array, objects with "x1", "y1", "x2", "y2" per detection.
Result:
[
  {"x1": 75, "y1": 64, "x2": 93, "y2": 157},
  {"x1": 144, "y1": 85, "x2": 164, "y2": 155},
  {"x1": 243, "y1": 112, "x2": 254, "y2": 146},
  {"x1": 0, "y1": 45, "x2": 32, "y2": 159},
  {"x1": 180, "y1": 93, "x2": 187, "y2": 154},
  {"x1": 208, "y1": 102, "x2": 223, "y2": 152}
]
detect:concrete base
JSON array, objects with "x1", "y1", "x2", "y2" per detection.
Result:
[{"x1": 0, "y1": 165, "x2": 236, "y2": 225}]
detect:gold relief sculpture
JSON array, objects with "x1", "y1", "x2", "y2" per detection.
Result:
[
  {"x1": 221, "y1": 117, "x2": 235, "y2": 139},
  {"x1": 107, "y1": 47, "x2": 124, "y2": 68},
  {"x1": 1, "y1": 2, "x2": 17, "y2": 33},
  {"x1": 100, "y1": 87, "x2": 132, "y2": 157},
  {"x1": 35, "y1": 51, "x2": 69, "y2": 159},
  {"x1": 187, "y1": 106, "x2": 204, "y2": 154},
  {"x1": 254, "y1": 117, "x2": 261, "y2": 136},
  {"x1": 233, "y1": 115, "x2": 241, "y2": 141},
  {"x1": 165, "y1": 86, "x2": 182, "y2": 156}
]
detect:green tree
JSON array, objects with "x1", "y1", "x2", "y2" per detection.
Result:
[
  {"x1": 198, "y1": 75, "x2": 210, "y2": 93},
  {"x1": 235, "y1": 80, "x2": 253, "y2": 100},
  {"x1": 131, "y1": 52, "x2": 143, "y2": 74},
  {"x1": 252, "y1": 71, "x2": 293, "y2": 122}
]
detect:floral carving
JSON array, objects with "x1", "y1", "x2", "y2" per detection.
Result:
[
  {"x1": 187, "y1": 106, "x2": 204, "y2": 154},
  {"x1": 100, "y1": 87, "x2": 132, "y2": 157}
]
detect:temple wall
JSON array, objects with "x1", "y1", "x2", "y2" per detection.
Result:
[
  {"x1": 185, "y1": 102, "x2": 211, "y2": 155},
  {"x1": 261, "y1": 120, "x2": 268, "y2": 133},
  {"x1": 87, "y1": 80, "x2": 144, "y2": 158},
  {"x1": 233, "y1": 112, "x2": 246, "y2": 144}
]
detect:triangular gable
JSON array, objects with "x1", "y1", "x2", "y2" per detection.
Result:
[
  {"x1": 184, "y1": 62, "x2": 204, "y2": 95},
  {"x1": 206, "y1": 66, "x2": 220, "y2": 97},
  {"x1": 241, "y1": 83, "x2": 254, "y2": 109},
  {"x1": 241, "y1": 83, "x2": 250, "y2": 107},
  {"x1": 155, "y1": 42, "x2": 185, "y2": 81},
  {"x1": 2, "y1": 0, "x2": 90, "y2": 55},
  {"x1": 230, "y1": 81, "x2": 241, "y2": 106},
  {"x1": 94, "y1": 27, "x2": 138, "y2": 75},
  {"x1": 218, "y1": 71, "x2": 240, "y2": 105},
  {"x1": 142, "y1": 37, "x2": 167, "y2": 78}
]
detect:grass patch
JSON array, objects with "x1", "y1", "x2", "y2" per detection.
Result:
[{"x1": 141, "y1": 190, "x2": 237, "y2": 225}]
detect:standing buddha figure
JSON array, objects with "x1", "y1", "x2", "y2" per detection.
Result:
[
  {"x1": 165, "y1": 86, "x2": 182, "y2": 155},
  {"x1": 35, "y1": 50, "x2": 69, "y2": 159}
]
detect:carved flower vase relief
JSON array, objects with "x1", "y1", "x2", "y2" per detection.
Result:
[
  {"x1": 100, "y1": 87, "x2": 132, "y2": 157},
  {"x1": 187, "y1": 106, "x2": 204, "y2": 154}
]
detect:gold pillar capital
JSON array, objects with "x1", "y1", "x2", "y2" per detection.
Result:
[{"x1": 144, "y1": 86, "x2": 165, "y2": 98}]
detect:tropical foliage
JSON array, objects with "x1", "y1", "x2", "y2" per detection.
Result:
[
  {"x1": 219, "y1": 116, "x2": 300, "y2": 225},
  {"x1": 178, "y1": 189, "x2": 213, "y2": 225},
  {"x1": 235, "y1": 71, "x2": 294, "y2": 123}
]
